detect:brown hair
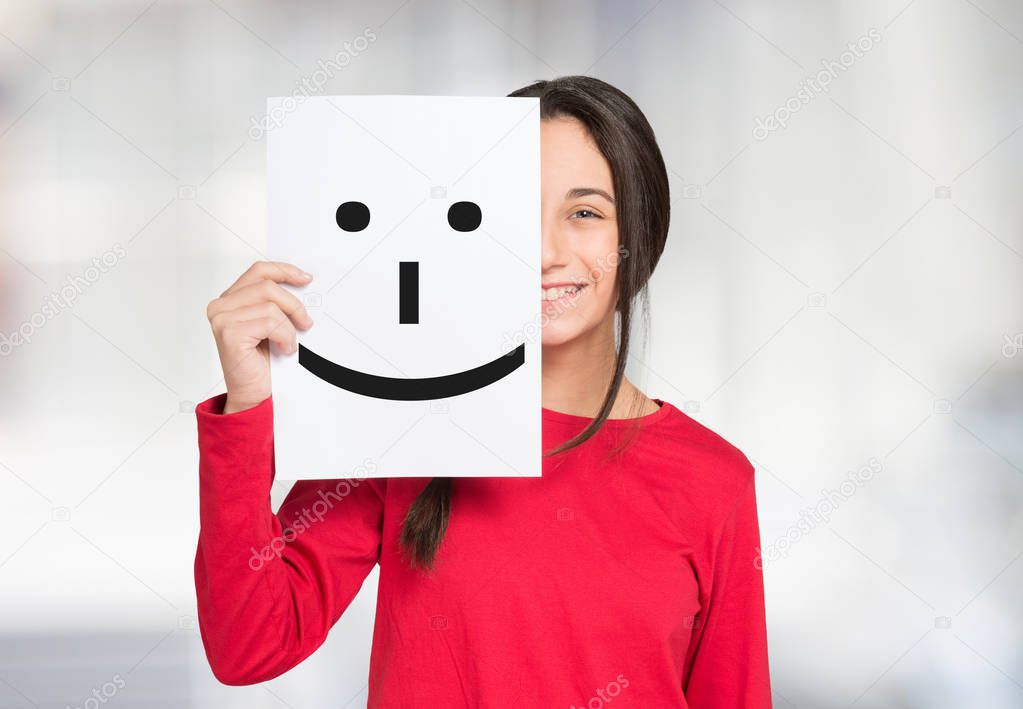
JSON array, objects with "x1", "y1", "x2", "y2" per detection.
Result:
[{"x1": 399, "y1": 76, "x2": 671, "y2": 572}]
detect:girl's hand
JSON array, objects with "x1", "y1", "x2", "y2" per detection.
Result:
[{"x1": 207, "y1": 261, "x2": 314, "y2": 414}]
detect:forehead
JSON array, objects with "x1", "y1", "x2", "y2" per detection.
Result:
[{"x1": 540, "y1": 117, "x2": 613, "y2": 193}]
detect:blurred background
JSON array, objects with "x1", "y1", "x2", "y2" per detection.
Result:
[{"x1": 1, "y1": 0, "x2": 1021, "y2": 706}]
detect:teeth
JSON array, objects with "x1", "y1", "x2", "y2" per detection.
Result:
[{"x1": 542, "y1": 285, "x2": 583, "y2": 301}]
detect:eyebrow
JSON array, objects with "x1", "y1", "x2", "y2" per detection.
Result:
[{"x1": 565, "y1": 187, "x2": 615, "y2": 203}]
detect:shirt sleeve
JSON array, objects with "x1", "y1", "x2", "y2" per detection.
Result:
[
  {"x1": 683, "y1": 460, "x2": 772, "y2": 707},
  {"x1": 192, "y1": 393, "x2": 385, "y2": 685}
]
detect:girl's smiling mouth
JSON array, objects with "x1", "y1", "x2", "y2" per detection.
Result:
[{"x1": 541, "y1": 281, "x2": 588, "y2": 308}]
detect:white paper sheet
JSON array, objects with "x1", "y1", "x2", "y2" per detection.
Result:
[{"x1": 267, "y1": 95, "x2": 541, "y2": 479}]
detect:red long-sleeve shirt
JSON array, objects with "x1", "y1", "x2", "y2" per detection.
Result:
[{"x1": 194, "y1": 393, "x2": 772, "y2": 708}]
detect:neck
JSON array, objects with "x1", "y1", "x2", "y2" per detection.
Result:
[{"x1": 542, "y1": 316, "x2": 621, "y2": 418}]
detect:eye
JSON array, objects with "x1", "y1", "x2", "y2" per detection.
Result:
[
  {"x1": 336, "y1": 201, "x2": 370, "y2": 232},
  {"x1": 447, "y1": 201, "x2": 482, "y2": 232},
  {"x1": 570, "y1": 208, "x2": 601, "y2": 219}
]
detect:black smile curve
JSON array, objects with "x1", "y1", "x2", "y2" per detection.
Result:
[{"x1": 298, "y1": 343, "x2": 525, "y2": 401}]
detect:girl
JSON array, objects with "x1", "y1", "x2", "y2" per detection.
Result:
[{"x1": 195, "y1": 75, "x2": 771, "y2": 707}]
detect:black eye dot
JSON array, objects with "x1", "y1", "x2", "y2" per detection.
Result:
[
  {"x1": 447, "y1": 201, "x2": 482, "y2": 232},
  {"x1": 336, "y1": 201, "x2": 370, "y2": 232}
]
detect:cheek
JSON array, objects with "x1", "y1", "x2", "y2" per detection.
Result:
[
  {"x1": 581, "y1": 230, "x2": 621, "y2": 299},
  {"x1": 592, "y1": 265, "x2": 619, "y2": 314}
]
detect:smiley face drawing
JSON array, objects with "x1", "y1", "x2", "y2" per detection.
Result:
[
  {"x1": 297, "y1": 199, "x2": 526, "y2": 401},
  {"x1": 266, "y1": 94, "x2": 541, "y2": 480}
]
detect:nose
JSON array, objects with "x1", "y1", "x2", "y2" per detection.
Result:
[
  {"x1": 541, "y1": 217, "x2": 568, "y2": 273},
  {"x1": 399, "y1": 261, "x2": 418, "y2": 324}
]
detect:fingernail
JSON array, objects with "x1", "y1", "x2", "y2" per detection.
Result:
[{"x1": 301, "y1": 271, "x2": 313, "y2": 281}]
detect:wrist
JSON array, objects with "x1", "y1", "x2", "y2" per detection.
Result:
[{"x1": 223, "y1": 395, "x2": 266, "y2": 414}]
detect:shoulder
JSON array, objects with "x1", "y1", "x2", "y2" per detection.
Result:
[{"x1": 646, "y1": 401, "x2": 756, "y2": 505}]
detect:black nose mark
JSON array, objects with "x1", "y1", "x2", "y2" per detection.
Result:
[
  {"x1": 447, "y1": 201, "x2": 482, "y2": 232},
  {"x1": 399, "y1": 261, "x2": 418, "y2": 324},
  {"x1": 336, "y1": 201, "x2": 370, "y2": 232}
]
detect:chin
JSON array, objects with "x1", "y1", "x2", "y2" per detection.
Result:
[
  {"x1": 541, "y1": 328, "x2": 577, "y2": 347},
  {"x1": 540, "y1": 311, "x2": 594, "y2": 347}
]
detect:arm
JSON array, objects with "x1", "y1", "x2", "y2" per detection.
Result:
[
  {"x1": 193, "y1": 393, "x2": 385, "y2": 685},
  {"x1": 683, "y1": 461, "x2": 772, "y2": 707}
]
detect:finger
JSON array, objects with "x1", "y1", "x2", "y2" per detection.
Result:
[
  {"x1": 222, "y1": 261, "x2": 312, "y2": 297},
  {"x1": 211, "y1": 302, "x2": 290, "y2": 335},
  {"x1": 209, "y1": 279, "x2": 314, "y2": 329},
  {"x1": 223, "y1": 312, "x2": 298, "y2": 354}
]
